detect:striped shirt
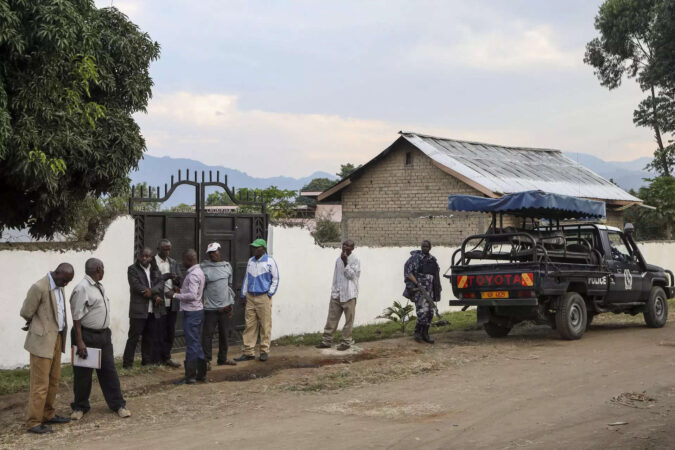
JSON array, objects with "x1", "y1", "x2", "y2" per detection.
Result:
[
  {"x1": 331, "y1": 254, "x2": 360, "y2": 302},
  {"x1": 241, "y1": 254, "x2": 279, "y2": 297}
]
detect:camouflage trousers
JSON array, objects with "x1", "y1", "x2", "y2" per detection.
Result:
[
  {"x1": 413, "y1": 274, "x2": 435, "y2": 327},
  {"x1": 413, "y1": 298, "x2": 433, "y2": 327}
]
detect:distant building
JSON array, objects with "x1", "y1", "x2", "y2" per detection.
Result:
[{"x1": 318, "y1": 132, "x2": 642, "y2": 247}]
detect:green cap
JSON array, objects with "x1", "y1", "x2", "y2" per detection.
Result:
[{"x1": 250, "y1": 238, "x2": 267, "y2": 248}]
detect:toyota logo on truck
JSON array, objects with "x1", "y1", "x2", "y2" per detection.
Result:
[{"x1": 456, "y1": 273, "x2": 534, "y2": 289}]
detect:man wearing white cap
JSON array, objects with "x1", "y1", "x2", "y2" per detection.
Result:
[{"x1": 200, "y1": 243, "x2": 236, "y2": 368}]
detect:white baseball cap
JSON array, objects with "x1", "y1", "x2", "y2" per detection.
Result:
[{"x1": 206, "y1": 242, "x2": 221, "y2": 253}]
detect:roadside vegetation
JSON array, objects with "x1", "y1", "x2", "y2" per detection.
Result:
[{"x1": 2, "y1": 298, "x2": 673, "y2": 396}]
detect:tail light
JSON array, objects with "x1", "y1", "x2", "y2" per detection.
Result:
[
  {"x1": 515, "y1": 290, "x2": 535, "y2": 298},
  {"x1": 460, "y1": 292, "x2": 476, "y2": 299}
]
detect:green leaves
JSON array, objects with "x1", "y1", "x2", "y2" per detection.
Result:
[
  {"x1": 585, "y1": 0, "x2": 675, "y2": 177},
  {"x1": 377, "y1": 300, "x2": 415, "y2": 334},
  {"x1": 628, "y1": 176, "x2": 675, "y2": 239},
  {"x1": 0, "y1": 1, "x2": 160, "y2": 238},
  {"x1": 336, "y1": 162, "x2": 362, "y2": 179}
]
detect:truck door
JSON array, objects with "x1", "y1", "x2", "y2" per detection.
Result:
[{"x1": 605, "y1": 231, "x2": 643, "y2": 302}]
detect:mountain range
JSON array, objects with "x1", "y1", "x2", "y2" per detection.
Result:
[
  {"x1": 563, "y1": 153, "x2": 653, "y2": 192},
  {"x1": 131, "y1": 153, "x2": 653, "y2": 206},
  {"x1": 130, "y1": 155, "x2": 337, "y2": 206}
]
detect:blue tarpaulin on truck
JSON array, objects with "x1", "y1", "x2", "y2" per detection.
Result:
[{"x1": 447, "y1": 190, "x2": 606, "y2": 220}]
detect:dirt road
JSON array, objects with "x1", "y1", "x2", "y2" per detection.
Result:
[{"x1": 2, "y1": 315, "x2": 674, "y2": 450}]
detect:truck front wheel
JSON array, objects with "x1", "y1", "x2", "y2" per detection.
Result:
[
  {"x1": 483, "y1": 321, "x2": 512, "y2": 338},
  {"x1": 644, "y1": 286, "x2": 668, "y2": 328},
  {"x1": 555, "y1": 292, "x2": 587, "y2": 340}
]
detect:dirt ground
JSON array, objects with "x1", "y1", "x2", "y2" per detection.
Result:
[{"x1": 1, "y1": 314, "x2": 674, "y2": 450}]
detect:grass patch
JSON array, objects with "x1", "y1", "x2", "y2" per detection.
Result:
[
  {"x1": 0, "y1": 360, "x2": 163, "y2": 396},
  {"x1": 272, "y1": 308, "x2": 480, "y2": 347}
]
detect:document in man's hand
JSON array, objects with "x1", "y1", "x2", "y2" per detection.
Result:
[{"x1": 71, "y1": 346, "x2": 102, "y2": 369}]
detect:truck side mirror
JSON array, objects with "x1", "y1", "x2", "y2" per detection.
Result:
[{"x1": 624, "y1": 223, "x2": 635, "y2": 236}]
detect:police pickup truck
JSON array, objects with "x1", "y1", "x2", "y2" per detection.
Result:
[{"x1": 445, "y1": 191, "x2": 675, "y2": 340}]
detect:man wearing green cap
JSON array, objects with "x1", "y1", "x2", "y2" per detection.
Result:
[{"x1": 234, "y1": 238, "x2": 279, "y2": 362}]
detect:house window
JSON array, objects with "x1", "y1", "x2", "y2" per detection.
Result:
[{"x1": 405, "y1": 151, "x2": 412, "y2": 166}]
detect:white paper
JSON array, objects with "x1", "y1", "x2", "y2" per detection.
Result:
[{"x1": 71, "y1": 346, "x2": 102, "y2": 369}]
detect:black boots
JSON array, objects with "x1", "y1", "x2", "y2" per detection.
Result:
[
  {"x1": 414, "y1": 324, "x2": 434, "y2": 344},
  {"x1": 414, "y1": 323, "x2": 423, "y2": 343},
  {"x1": 196, "y1": 358, "x2": 207, "y2": 382},
  {"x1": 174, "y1": 360, "x2": 197, "y2": 385},
  {"x1": 422, "y1": 325, "x2": 435, "y2": 344}
]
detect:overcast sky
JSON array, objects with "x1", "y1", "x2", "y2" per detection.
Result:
[{"x1": 97, "y1": 0, "x2": 653, "y2": 178}]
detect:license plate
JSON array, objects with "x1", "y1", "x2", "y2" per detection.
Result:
[{"x1": 481, "y1": 291, "x2": 509, "y2": 299}]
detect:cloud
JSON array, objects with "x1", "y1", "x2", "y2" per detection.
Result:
[
  {"x1": 137, "y1": 88, "x2": 654, "y2": 178},
  {"x1": 138, "y1": 92, "x2": 398, "y2": 177},
  {"x1": 409, "y1": 25, "x2": 581, "y2": 71},
  {"x1": 96, "y1": 0, "x2": 141, "y2": 17}
]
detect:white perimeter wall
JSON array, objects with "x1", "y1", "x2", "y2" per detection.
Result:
[
  {"x1": 0, "y1": 217, "x2": 134, "y2": 369},
  {"x1": 1, "y1": 218, "x2": 673, "y2": 369},
  {"x1": 267, "y1": 225, "x2": 461, "y2": 340}
]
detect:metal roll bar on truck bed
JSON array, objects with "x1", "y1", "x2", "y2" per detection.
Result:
[{"x1": 447, "y1": 191, "x2": 607, "y2": 268}]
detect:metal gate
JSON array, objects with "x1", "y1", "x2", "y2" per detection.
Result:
[{"x1": 129, "y1": 169, "x2": 268, "y2": 347}]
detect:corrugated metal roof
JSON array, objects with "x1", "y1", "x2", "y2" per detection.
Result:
[{"x1": 401, "y1": 132, "x2": 640, "y2": 202}]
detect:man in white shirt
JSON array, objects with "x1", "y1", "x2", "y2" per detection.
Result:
[
  {"x1": 152, "y1": 239, "x2": 182, "y2": 368},
  {"x1": 316, "y1": 240, "x2": 360, "y2": 351}
]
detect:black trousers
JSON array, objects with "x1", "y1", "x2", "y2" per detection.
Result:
[
  {"x1": 160, "y1": 309, "x2": 179, "y2": 362},
  {"x1": 122, "y1": 315, "x2": 159, "y2": 366},
  {"x1": 71, "y1": 327, "x2": 126, "y2": 413},
  {"x1": 201, "y1": 309, "x2": 231, "y2": 363}
]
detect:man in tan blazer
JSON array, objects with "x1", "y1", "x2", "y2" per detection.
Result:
[{"x1": 20, "y1": 263, "x2": 75, "y2": 434}]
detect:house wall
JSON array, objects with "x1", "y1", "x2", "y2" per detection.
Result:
[
  {"x1": 606, "y1": 209, "x2": 624, "y2": 228},
  {"x1": 340, "y1": 141, "x2": 503, "y2": 246},
  {"x1": 338, "y1": 140, "x2": 627, "y2": 245}
]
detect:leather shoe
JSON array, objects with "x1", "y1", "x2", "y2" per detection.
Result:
[
  {"x1": 234, "y1": 354, "x2": 255, "y2": 362},
  {"x1": 259, "y1": 352, "x2": 268, "y2": 362},
  {"x1": 28, "y1": 424, "x2": 53, "y2": 434},
  {"x1": 163, "y1": 359, "x2": 181, "y2": 368},
  {"x1": 44, "y1": 415, "x2": 70, "y2": 425}
]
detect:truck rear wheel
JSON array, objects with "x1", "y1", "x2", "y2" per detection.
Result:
[
  {"x1": 483, "y1": 321, "x2": 512, "y2": 338},
  {"x1": 555, "y1": 292, "x2": 587, "y2": 340},
  {"x1": 644, "y1": 286, "x2": 668, "y2": 328}
]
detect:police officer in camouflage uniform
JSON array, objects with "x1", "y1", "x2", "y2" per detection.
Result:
[{"x1": 403, "y1": 240, "x2": 441, "y2": 344}]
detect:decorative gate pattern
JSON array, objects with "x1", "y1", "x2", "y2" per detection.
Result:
[{"x1": 129, "y1": 169, "x2": 268, "y2": 348}]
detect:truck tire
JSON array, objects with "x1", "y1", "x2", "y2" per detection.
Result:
[
  {"x1": 555, "y1": 292, "x2": 587, "y2": 340},
  {"x1": 644, "y1": 286, "x2": 668, "y2": 328},
  {"x1": 483, "y1": 321, "x2": 511, "y2": 338}
]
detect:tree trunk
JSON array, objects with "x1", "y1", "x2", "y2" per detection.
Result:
[
  {"x1": 667, "y1": 220, "x2": 673, "y2": 241},
  {"x1": 650, "y1": 85, "x2": 670, "y2": 177}
]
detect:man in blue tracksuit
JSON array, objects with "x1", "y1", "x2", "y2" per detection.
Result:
[{"x1": 234, "y1": 239, "x2": 279, "y2": 362}]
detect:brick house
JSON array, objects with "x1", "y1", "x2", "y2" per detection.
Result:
[{"x1": 318, "y1": 132, "x2": 642, "y2": 247}]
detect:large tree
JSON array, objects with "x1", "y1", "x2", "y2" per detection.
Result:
[
  {"x1": 0, "y1": 1, "x2": 160, "y2": 238},
  {"x1": 584, "y1": 0, "x2": 675, "y2": 176}
]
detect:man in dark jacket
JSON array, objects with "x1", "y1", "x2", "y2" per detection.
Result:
[
  {"x1": 151, "y1": 239, "x2": 182, "y2": 368},
  {"x1": 122, "y1": 247, "x2": 166, "y2": 368},
  {"x1": 403, "y1": 240, "x2": 442, "y2": 344}
]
